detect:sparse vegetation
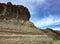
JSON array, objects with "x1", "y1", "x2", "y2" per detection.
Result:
[{"x1": 0, "y1": 36, "x2": 60, "y2": 44}]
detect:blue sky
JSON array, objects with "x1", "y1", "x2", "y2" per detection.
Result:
[{"x1": 0, "y1": 0, "x2": 60, "y2": 30}]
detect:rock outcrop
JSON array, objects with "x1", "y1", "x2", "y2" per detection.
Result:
[
  {"x1": 43, "y1": 28, "x2": 60, "y2": 39},
  {"x1": 0, "y1": 2, "x2": 30, "y2": 21},
  {"x1": 0, "y1": 2, "x2": 60, "y2": 41},
  {"x1": 0, "y1": 2, "x2": 34, "y2": 27}
]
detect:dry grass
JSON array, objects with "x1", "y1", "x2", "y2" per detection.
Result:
[
  {"x1": 0, "y1": 34, "x2": 55, "y2": 44},
  {"x1": 0, "y1": 36, "x2": 60, "y2": 44}
]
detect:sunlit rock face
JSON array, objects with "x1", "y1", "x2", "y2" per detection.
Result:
[
  {"x1": 0, "y1": 2, "x2": 60, "y2": 41},
  {"x1": 0, "y1": 2, "x2": 30, "y2": 21},
  {"x1": 0, "y1": 2, "x2": 35, "y2": 27}
]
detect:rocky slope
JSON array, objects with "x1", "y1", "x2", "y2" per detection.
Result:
[{"x1": 0, "y1": 2, "x2": 60, "y2": 40}]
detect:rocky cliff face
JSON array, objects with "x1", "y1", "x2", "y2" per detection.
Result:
[
  {"x1": 0, "y1": 2, "x2": 60, "y2": 41},
  {"x1": 0, "y1": 2, "x2": 34, "y2": 27},
  {"x1": 0, "y1": 2, "x2": 30, "y2": 21}
]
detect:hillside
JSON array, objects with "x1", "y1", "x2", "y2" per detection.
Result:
[{"x1": 0, "y1": 2, "x2": 60, "y2": 44}]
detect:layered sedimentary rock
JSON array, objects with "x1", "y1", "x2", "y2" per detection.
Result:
[{"x1": 0, "y1": 2, "x2": 60, "y2": 41}]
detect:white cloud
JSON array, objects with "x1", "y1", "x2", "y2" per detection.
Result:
[
  {"x1": 34, "y1": 15, "x2": 60, "y2": 29},
  {"x1": 52, "y1": 27, "x2": 60, "y2": 31}
]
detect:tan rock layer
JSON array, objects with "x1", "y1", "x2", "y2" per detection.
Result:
[{"x1": 0, "y1": 28, "x2": 44, "y2": 35}]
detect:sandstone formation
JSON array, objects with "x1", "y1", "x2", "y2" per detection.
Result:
[
  {"x1": 0, "y1": 2, "x2": 34, "y2": 27},
  {"x1": 0, "y1": 2, "x2": 60, "y2": 41},
  {"x1": 0, "y1": 2, "x2": 30, "y2": 21}
]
